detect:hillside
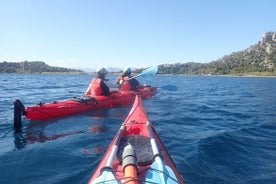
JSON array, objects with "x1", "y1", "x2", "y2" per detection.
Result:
[
  {"x1": 0, "y1": 61, "x2": 84, "y2": 73},
  {"x1": 158, "y1": 32, "x2": 276, "y2": 76},
  {"x1": 2, "y1": 32, "x2": 276, "y2": 76}
]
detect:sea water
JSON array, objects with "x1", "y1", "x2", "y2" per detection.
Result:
[{"x1": 0, "y1": 74, "x2": 275, "y2": 184}]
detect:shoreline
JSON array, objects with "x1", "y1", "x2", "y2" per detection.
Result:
[{"x1": 0, "y1": 72, "x2": 276, "y2": 77}]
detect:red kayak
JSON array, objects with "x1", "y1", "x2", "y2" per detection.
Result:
[
  {"x1": 88, "y1": 95, "x2": 185, "y2": 184},
  {"x1": 14, "y1": 86, "x2": 157, "y2": 120}
]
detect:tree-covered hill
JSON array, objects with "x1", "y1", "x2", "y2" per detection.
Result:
[
  {"x1": 158, "y1": 32, "x2": 276, "y2": 76},
  {"x1": 2, "y1": 32, "x2": 276, "y2": 76},
  {"x1": 0, "y1": 61, "x2": 84, "y2": 73}
]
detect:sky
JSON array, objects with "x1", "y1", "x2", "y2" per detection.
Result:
[{"x1": 1, "y1": 0, "x2": 276, "y2": 70}]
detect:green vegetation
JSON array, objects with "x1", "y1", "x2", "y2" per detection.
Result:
[
  {"x1": 0, "y1": 61, "x2": 84, "y2": 74},
  {"x1": 157, "y1": 32, "x2": 276, "y2": 76},
  {"x1": 1, "y1": 32, "x2": 276, "y2": 76}
]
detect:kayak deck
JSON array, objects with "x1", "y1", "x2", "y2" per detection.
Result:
[
  {"x1": 14, "y1": 86, "x2": 157, "y2": 121},
  {"x1": 88, "y1": 95, "x2": 185, "y2": 184}
]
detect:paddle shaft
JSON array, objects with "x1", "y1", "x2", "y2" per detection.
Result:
[
  {"x1": 105, "y1": 125, "x2": 125, "y2": 167},
  {"x1": 146, "y1": 121, "x2": 180, "y2": 184},
  {"x1": 90, "y1": 125, "x2": 125, "y2": 184},
  {"x1": 146, "y1": 121, "x2": 160, "y2": 156},
  {"x1": 128, "y1": 66, "x2": 158, "y2": 80}
]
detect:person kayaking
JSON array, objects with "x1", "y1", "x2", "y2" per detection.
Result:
[
  {"x1": 85, "y1": 67, "x2": 110, "y2": 96},
  {"x1": 116, "y1": 67, "x2": 141, "y2": 91}
]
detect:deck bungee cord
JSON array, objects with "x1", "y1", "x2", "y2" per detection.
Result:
[{"x1": 88, "y1": 95, "x2": 185, "y2": 184}]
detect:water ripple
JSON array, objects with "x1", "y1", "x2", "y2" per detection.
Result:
[{"x1": 1, "y1": 74, "x2": 276, "y2": 184}]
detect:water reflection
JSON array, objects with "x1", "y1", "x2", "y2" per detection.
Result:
[
  {"x1": 13, "y1": 131, "x2": 27, "y2": 150},
  {"x1": 81, "y1": 147, "x2": 105, "y2": 155},
  {"x1": 89, "y1": 124, "x2": 109, "y2": 133},
  {"x1": 12, "y1": 108, "x2": 116, "y2": 151}
]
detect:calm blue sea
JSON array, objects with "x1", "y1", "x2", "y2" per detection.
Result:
[{"x1": 0, "y1": 74, "x2": 276, "y2": 184}]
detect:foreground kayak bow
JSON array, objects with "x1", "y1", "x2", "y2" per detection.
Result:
[{"x1": 88, "y1": 95, "x2": 185, "y2": 184}]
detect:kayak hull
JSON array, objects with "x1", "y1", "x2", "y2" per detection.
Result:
[
  {"x1": 25, "y1": 86, "x2": 157, "y2": 120},
  {"x1": 88, "y1": 95, "x2": 185, "y2": 184}
]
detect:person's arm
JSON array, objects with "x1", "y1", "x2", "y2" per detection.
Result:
[
  {"x1": 84, "y1": 83, "x2": 92, "y2": 96},
  {"x1": 116, "y1": 75, "x2": 123, "y2": 84}
]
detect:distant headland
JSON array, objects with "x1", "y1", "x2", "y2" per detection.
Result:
[
  {"x1": 0, "y1": 61, "x2": 84, "y2": 74},
  {"x1": 1, "y1": 32, "x2": 276, "y2": 76}
]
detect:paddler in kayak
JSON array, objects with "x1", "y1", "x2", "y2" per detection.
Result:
[
  {"x1": 85, "y1": 67, "x2": 110, "y2": 96},
  {"x1": 116, "y1": 67, "x2": 141, "y2": 91}
]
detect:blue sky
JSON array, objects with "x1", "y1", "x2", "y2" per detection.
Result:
[{"x1": 1, "y1": 0, "x2": 275, "y2": 69}]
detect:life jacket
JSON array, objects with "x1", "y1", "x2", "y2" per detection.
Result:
[
  {"x1": 120, "y1": 76, "x2": 132, "y2": 91},
  {"x1": 90, "y1": 78, "x2": 103, "y2": 96}
]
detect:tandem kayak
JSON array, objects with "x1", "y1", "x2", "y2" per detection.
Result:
[
  {"x1": 88, "y1": 95, "x2": 185, "y2": 184},
  {"x1": 14, "y1": 86, "x2": 157, "y2": 121}
]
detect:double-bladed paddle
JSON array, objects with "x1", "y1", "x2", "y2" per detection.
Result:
[
  {"x1": 145, "y1": 121, "x2": 179, "y2": 184},
  {"x1": 128, "y1": 66, "x2": 158, "y2": 80},
  {"x1": 159, "y1": 84, "x2": 178, "y2": 91},
  {"x1": 90, "y1": 126, "x2": 125, "y2": 184}
]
